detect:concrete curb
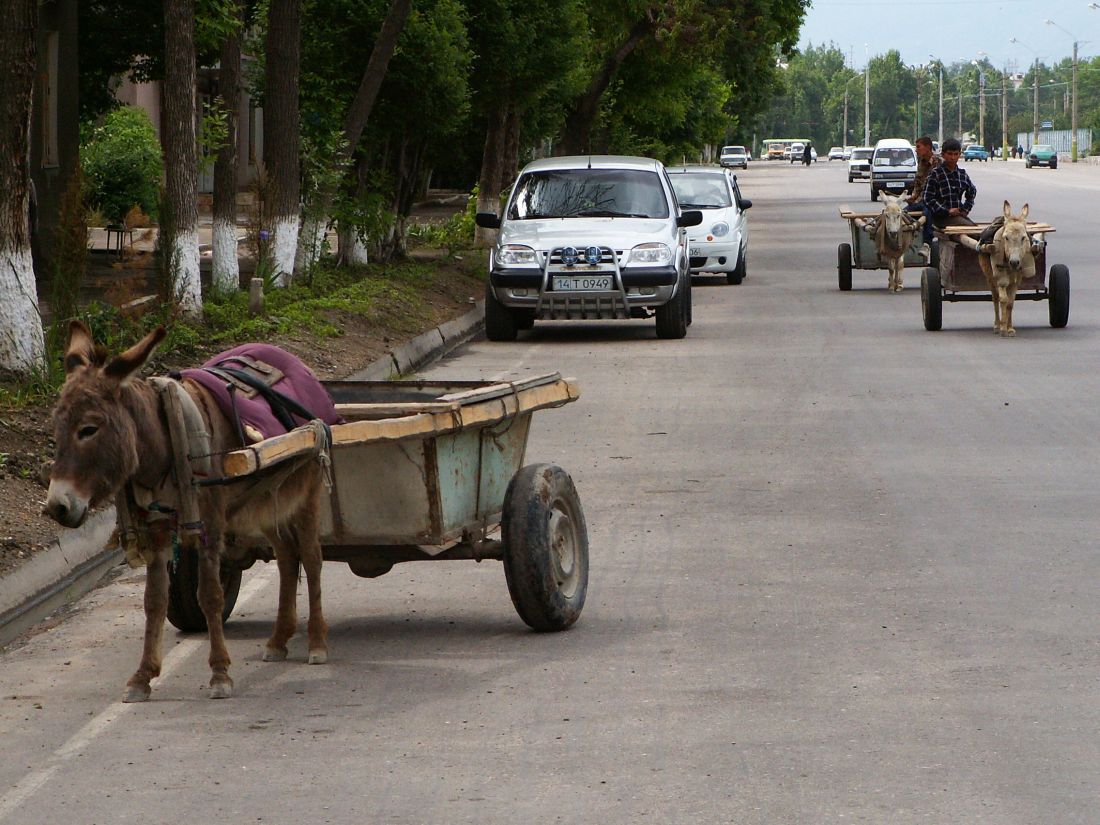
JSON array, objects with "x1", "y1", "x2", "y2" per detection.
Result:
[
  {"x1": 347, "y1": 300, "x2": 484, "y2": 380},
  {"x1": 0, "y1": 300, "x2": 485, "y2": 645}
]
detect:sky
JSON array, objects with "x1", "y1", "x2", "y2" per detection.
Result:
[{"x1": 798, "y1": 0, "x2": 1098, "y2": 71}]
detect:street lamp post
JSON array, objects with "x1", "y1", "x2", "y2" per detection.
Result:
[
  {"x1": 843, "y1": 72, "x2": 864, "y2": 147},
  {"x1": 1001, "y1": 64, "x2": 1009, "y2": 160},
  {"x1": 864, "y1": 44, "x2": 871, "y2": 145},
  {"x1": 929, "y1": 55, "x2": 944, "y2": 144},
  {"x1": 972, "y1": 56, "x2": 986, "y2": 148},
  {"x1": 1010, "y1": 37, "x2": 1041, "y2": 149},
  {"x1": 1044, "y1": 19, "x2": 1080, "y2": 162}
]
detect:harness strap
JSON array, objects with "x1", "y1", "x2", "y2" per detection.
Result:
[{"x1": 204, "y1": 364, "x2": 320, "y2": 433}]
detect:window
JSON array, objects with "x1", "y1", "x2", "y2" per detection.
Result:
[{"x1": 508, "y1": 169, "x2": 670, "y2": 220}]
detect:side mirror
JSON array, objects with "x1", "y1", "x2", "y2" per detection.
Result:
[
  {"x1": 475, "y1": 212, "x2": 501, "y2": 229},
  {"x1": 677, "y1": 210, "x2": 703, "y2": 228},
  {"x1": 740, "y1": 199, "x2": 753, "y2": 210}
]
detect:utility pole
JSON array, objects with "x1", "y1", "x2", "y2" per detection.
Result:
[
  {"x1": 1045, "y1": 20, "x2": 1081, "y2": 162},
  {"x1": 1033, "y1": 57, "x2": 1039, "y2": 147},
  {"x1": 938, "y1": 63, "x2": 943, "y2": 144},
  {"x1": 864, "y1": 64, "x2": 871, "y2": 145},
  {"x1": 1001, "y1": 68, "x2": 1008, "y2": 159}
]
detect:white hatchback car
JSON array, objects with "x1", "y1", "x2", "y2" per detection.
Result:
[
  {"x1": 666, "y1": 166, "x2": 751, "y2": 284},
  {"x1": 475, "y1": 155, "x2": 702, "y2": 341}
]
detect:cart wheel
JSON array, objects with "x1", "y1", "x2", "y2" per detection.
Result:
[
  {"x1": 502, "y1": 464, "x2": 589, "y2": 632},
  {"x1": 921, "y1": 267, "x2": 943, "y2": 331},
  {"x1": 484, "y1": 281, "x2": 518, "y2": 341},
  {"x1": 838, "y1": 243, "x2": 853, "y2": 291},
  {"x1": 167, "y1": 548, "x2": 243, "y2": 633},
  {"x1": 928, "y1": 239, "x2": 940, "y2": 269},
  {"x1": 1048, "y1": 264, "x2": 1070, "y2": 328}
]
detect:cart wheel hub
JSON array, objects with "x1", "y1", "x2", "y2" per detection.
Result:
[{"x1": 548, "y1": 506, "x2": 580, "y2": 598}]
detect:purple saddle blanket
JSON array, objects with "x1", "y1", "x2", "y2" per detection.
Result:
[{"x1": 180, "y1": 344, "x2": 344, "y2": 442}]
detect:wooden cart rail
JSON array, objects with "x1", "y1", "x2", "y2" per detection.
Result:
[{"x1": 220, "y1": 373, "x2": 580, "y2": 479}]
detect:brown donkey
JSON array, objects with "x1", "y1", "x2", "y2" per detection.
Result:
[
  {"x1": 45, "y1": 322, "x2": 328, "y2": 701},
  {"x1": 978, "y1": 200, "x2": 1035, "y2": 337}
]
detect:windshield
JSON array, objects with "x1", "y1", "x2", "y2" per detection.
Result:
[
  {"x1": 1033, "y1": 145, "x2": 1052, "y2": 152},
  {"x1": 721, "y1": 146, "x2": 745, "y2": 155},
  {"x1": 507, "y1": 169, "x2": 670, "y2": 220},
  {"x1": 668, "y1": 174, "x2": 732, "y2": 209},
  {"x1": 852, "y1": 149, "x2": 873, "y2": 160},
  {"x1": 873, "y1": 148, "x2": 915, "y2": 166}
]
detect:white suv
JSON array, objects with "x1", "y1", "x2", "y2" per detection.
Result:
[{"x1": 475, "y1": 155, "x2": 702, "y2": 340}]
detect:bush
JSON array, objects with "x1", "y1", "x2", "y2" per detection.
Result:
[{"x1": 81, "y1": 107, "x2": 163, "y2": 225}]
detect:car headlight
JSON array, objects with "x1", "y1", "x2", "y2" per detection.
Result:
[
  {"x1": 626, "y1": 243, "x2": 672, "y2": 265},
  {"x1": 710, "y1": 222, "x2": 729, "y2": 238},
  {"x1": 497, "y1": 244, "x2": 538, "y2": 266}
]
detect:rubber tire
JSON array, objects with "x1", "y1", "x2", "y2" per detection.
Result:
[
  {"x1": 515, "y1": 309, "x2": 536, "y2": 330},
  {"x1": 727, "y1": 246, "x2": 746, "y2": 285},
  {"x1": 484, "y1": 281, "x2": 517, "y2": 341},
  {"x1": 838, "y1": 243, "x2": 853, "y2": 291},
  {"x1": 655, "y1": 276, "x2": 688, "y2": 339},
  {"x1": 848, "y1": 175, "x2": 854, "y2": 183},
  {"x1": 870, "y1": 187, "x2": 879, "y2": 202},
  {"x1": 1050, "y1": 160, "x2": 1058, "y2": 170},
  {"x1": 167, "y1": 548, "x2": 243, "y2": 633},
  {"x1": 928, "y1": 239, "x2": 940, "y2": 270},
  {"x1": 501, "y1": 464, "x2": 589, "y2": 632},
  {"x1": 685, "y1": 276, "x2": 693, "y2": 326},
  {"x1": 1048, "y1": 264, "x2": 1070, "y2": 328},
  {"x1": 921, "y1": 267, "x2": 943, "y2": 331}
]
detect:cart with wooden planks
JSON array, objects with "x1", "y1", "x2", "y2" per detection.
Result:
[
  {"x1": 836, "y1": 204, "x2": 933, "y2": 291},
  {"x1": 167, "y1": 373, "x2": 588, "y2": 633},
  {"x1": 920, "y1": 221, "x2": 1069, "y2": 331}
]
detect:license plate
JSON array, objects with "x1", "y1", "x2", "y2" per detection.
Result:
[
  {"x1": 887, "y1": 182, "x2": 904, "y2": 188},
  {"x1": 690, "y1": 247, "x2": 702, "y2": 257},
  {"x1": 553, "y1": 274, "x2": 613, "y2": 291}
]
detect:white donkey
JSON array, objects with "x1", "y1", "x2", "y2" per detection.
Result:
[
  {"x1": 978, "y1": 200, "x2": 1035, "y2": 337},
  {"x1": 869, "y1": 192, "x2": 925, "y2": 292}
]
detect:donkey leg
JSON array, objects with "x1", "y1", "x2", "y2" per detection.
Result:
[
  {"x1": 196, "y1": 541, "x2": 233, "y2": 698},
  {"x1": 295, "y1": 507, "x2": 328, "y2": 665},
  {"x1": 124, "y1": 547, "x2": 170, "y2": 703},
  {"x1": 991, "y1": 283, "x2": 1003, "y2": 333},
  {"x1": 1004, "y1": 286, "x2": 1018, "y2": 337},
  {"x1": 263, "y1": 544, "x2": 299, "y2": 662}
]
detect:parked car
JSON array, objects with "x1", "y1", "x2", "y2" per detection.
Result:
[
  {"x1": 828, "y1": 146, "x2": 846, "y2": 161},
  {"x1": 666, "y1": 166, "x2": 751, "y2": 285},
  {"x1": 1027, "y1": 144, "x2": 1058, "y2": 168},
  {"x1": 962, "y1": 144, "x2": 990, "y2": 162},
  {"x1": 719, "y1": 145, "x2": 749, "y2": 169},
  {"x1": 847, "y1": 146, "x2": 874, "y2": 182},
  {"x1": 869, "y1": 138, "x2": 917, "y2": 201},
  {"x1": 475, "y1": 155, "x2": 701, "y2": 341}
]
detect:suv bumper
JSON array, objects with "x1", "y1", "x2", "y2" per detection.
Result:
[{"x1": 490, "y1": 265, "x2": 680, "y2": 318}]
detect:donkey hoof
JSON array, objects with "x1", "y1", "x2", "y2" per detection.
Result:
[
  {"x1": 308, "y1": 649, "x2": 328, "y2": 665},
  {"x1": 1004, "y1": 329, "x2": 1016, "y2": 338},
  {"x1": 263, "y1": 647, "x2": 288, "y2": 662},
  {"x1": 122, "y1": 685, "x2": 151, "y2": 703},
  {"x1": 209, "y1": 679, "x2": 234, "y2": 699}
]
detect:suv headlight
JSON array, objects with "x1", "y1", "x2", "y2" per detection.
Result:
[
  {"x1": 497, "y1": 244, "x2": 538, "y2": 266},
  {"x1": 626, "y1": 243, "x2": 672, "y2": 265},
  {"x1": 710, "y1": 222, "x2": 729, "y2": 237}
]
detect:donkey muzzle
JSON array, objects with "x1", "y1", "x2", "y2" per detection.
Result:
[{"x1": 44, "y1": 480, "x2": 89, "y2": 528}]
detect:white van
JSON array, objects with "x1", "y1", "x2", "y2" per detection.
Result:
[{"x1": 869, "y1": 138, "x2": 917, "y2": 201}]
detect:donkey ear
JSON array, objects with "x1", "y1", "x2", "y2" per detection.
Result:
[
  {"x1": 64, "y1": 320, "x2": 97, "y2": 374},
  {"x1": 103, "y1": 326, "x2": 167, "y2": 385},
  {"x1": 1003, "y1": 200, "x2": 1012, "y2": 218},
  {"x1": 1020, "y1": 203, "x2": 1029, "y2": 220}
]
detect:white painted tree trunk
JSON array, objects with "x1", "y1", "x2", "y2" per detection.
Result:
[
  {"x1": 0, "y1": 245, "x2": 45, "y2": 372},
  {"x1": 271, "y1": 215, "x2": 299, "y2": 287},
  {"x1": 294, "y1": 215, "x2": 326, "y2": 273},
  {"x1": 211, "y1": 218, "x2": 240, "y2": 294},
  {"x1": 346, "y1": 231, "x2": 369, "y2": 265},
  {"x1": 172, "y1": 229, "x2": 202, "y2": 318}
]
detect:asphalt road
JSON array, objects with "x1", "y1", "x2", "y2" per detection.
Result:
[{"x1": 3, "y1": 158, "x2": 1099, "y2": 824}]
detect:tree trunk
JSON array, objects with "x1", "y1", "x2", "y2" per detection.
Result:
[
  {"x1": 338, "y1": 153, "x2": 371, "y2": 266},
  {"x1": 309, "y1": 0, "x2": 413, "y2": 269},
  {"x1": 560, "y1": 17, "x2": 654, "y2": 155},
  {"x1": 0, "y1": 0, "x2": 45, "y2": 373},
  {"x1": 163, "y1": 0, "x2": 201, "y2": 316},
  {"x1": 264, "y1": 0, "x2": 301, "y2": 285},
  {"x1": 500, "y1": 104, "x2": 522, "y2": 190},
  {"x1": 211, "y1": 2, "x2": 243, "y2": 294},
  {"x1": 473, "y1": 102, "x2": 508, "y2": 247}
]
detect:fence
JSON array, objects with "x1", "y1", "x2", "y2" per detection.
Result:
[{"x1": 1015, "y1": 128, "x2": 1093, "y2": 156}]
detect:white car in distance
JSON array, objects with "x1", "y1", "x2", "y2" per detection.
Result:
[
  {"x1": 719, "y1": 145, "x2": 749, "y2": 169},
  {"x1": 666, "y1": 166, "x2": 751, "y2": 285},
  {"x1": 847, "y1": 146, "x2": 874, "y2": 182}
]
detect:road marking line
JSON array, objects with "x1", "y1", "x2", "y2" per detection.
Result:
[{"x1": 0, "y1": 565, "x2": 276, "y2": 822}]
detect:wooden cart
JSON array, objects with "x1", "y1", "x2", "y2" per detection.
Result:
[
  {"x1": 167, "y1": 373, "x2": 589, "y2": 633},
  {"x1": 920, "y1": 222, "x2": 1069, "y2": 331},
  {"x1": 837, "y1": 204, "x2": 933, "y2": 291}
]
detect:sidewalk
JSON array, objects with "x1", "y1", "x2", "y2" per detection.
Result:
[{"x1": 0, "y1": 299, "x2": 485, "y2": 648}]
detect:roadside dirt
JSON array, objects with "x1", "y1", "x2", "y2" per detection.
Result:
[{"x1": 0, "y1": 240, "x2": 486, "y2": 580}]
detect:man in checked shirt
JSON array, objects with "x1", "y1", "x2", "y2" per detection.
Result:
[{"x1": 923, "y1": 137, "x2": 977, "y2": 235}]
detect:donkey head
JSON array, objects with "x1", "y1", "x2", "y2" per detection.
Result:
[
  {"x1": 999, "y1": 200, "x2": 1031, "y2": 271},
  {"x1": 45, "y1": 322, "x2": 166, "y2": 528},
  {"x1": 879, "y1": 193, "x2": 906, "y2": 244}
]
